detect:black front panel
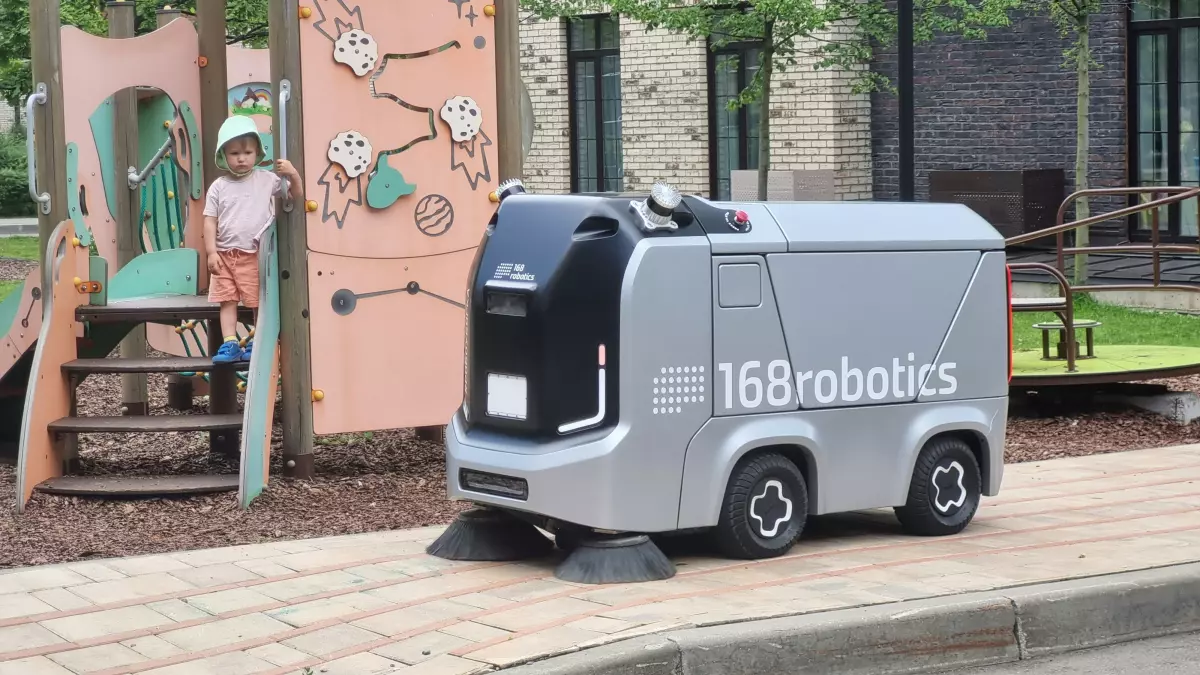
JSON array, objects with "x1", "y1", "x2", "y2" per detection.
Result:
[{"x1": 464, "y1": 193, "x2": 701, "y2": 439}]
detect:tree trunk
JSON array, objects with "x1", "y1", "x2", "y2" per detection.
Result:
[
  {"x1": 756, "y1": 20, "x2": 774, "y2": 202},
  {"x1": 1072, "y1": 22, "x2": 1090, "y2": 287}
]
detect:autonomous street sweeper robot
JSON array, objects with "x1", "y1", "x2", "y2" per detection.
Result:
[{"x1": 428, "y1": 179, "x2": 1013, "y2": 584}]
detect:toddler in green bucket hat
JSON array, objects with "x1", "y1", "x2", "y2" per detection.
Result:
[{"x1": 204, "y1": 115, "x2": 303, "y2": 364}]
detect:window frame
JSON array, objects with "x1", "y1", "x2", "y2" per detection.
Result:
[
  {"x1": 566, "y1": 14, "x2": 624, "y2": 193},
  {"x1": 706, "y1": 37, "x2": 764, "y2": 200},
  {"x1": 1128, "y1": 0, "x2": 1200, "y2": 241}
]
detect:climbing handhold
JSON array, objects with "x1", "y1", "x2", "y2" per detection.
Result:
[
  {"x1": 163, "y1": 120, "x2": 171, "y2": 128},
  {"x1": 198, "y1": 56, "x2": 208, "y2": 67},
  {"x1": 237, "y1": 381, "x2": 247, "y2": 393},
  {"x1": 170, "y1": 225, "x2": 176, "y2": 232},
  {"x1": 312, "y1": 389, "x2": 325, "y2": 402},
  {"x1": 72, "y1": 277, "x2": 82, "y2": 286},
  {"x1": 299, "y1": 6, "x2": 312, "y2": 18},
  {"x1": 365, "y1": 154, "x2": 416, "y2": 210},
  {"x1": 305, "y1": 200, "x2": 318, "y2": 213},
  {"x1": 484, "y1": 4, "x2": 496, "y2": 16},
  {"x1": 71, "y1": 237, "x2": 81, "y2": 247},
  {"x1": 488, "y1": 191, "x2": 500, "y2": 203},
  {"x1": 167, "y1": 190, "x2": 175, "y2": 200}
]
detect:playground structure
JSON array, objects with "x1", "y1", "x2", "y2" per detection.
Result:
[
  {"x1": 1007, "y1": 186, "x2": 1200, "y2": 386},
  {"x1": 10, "y1": 0, "x2": 519, "y2": 511}
]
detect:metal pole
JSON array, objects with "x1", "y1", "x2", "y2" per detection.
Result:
[{"x1": 898, "y1": 0, "x2": 915, "y2": 202}]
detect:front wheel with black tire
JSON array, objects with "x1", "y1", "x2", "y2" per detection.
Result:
[
  {"x1": 714, "y1": 452, "x2": 809, "y2": 559},
  {"x1": 895, "y1": 436, "x2": 982, "y2": 536}
]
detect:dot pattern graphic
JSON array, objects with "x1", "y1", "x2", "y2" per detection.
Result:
[{"x1": 652, "y1": 365, "x2": 706, "y2": 415}]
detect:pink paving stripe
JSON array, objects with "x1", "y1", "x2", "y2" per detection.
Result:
[
  {"x1": 987, "y1": 472, "x2": 1200, "y2": 506},
  {"x1": 452, "y1": 518, "x2": 1200, "y2": 660},
  {"x1": 3, "y1": 454, "x2": 1195, "y2": 632},
  {"x1": 84, "y1": 570, "x2": 552, "y2": 675},
  {"x1": 54, "y1": 503, "x2": 1200, "y2": 673},
  {"x1": 6, "y1": 493, "x2": 1200, "y2": 665},
  {"x1": 0, "y1": 560, "x2": 508, "y2": 664}
]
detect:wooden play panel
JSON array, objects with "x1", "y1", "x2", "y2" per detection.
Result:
[{"x1": 1011, "y1": 344, "x2": 1200, "y2": 385}]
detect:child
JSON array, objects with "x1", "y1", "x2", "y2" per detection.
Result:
[{"x1": 204, "y1": 116, "x2": 302, "y2": 364}]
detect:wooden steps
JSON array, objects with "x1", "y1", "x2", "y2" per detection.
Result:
[
  {"x1": 77, "y1": 295, "x2": 254, "y2": 324},
  {"x1": 62, "y1": 357, "x2": 249, "y2": 374},
  {"x1": 48, "y1": 413, "x2": 243, "y2": 434},
  {"x1": 35, "y1": 474, "x2": 239, "y2": 497},
  {"x1": 39, "y1": 293, "x2": 251, "y2": 500}
]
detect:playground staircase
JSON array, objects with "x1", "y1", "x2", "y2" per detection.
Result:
[
  {"x1": 36, "y1": 296, "x2": 255, "y2": 497},
  {"x1": 15, "y1": 223, "x2": 282, "y2": 512}
]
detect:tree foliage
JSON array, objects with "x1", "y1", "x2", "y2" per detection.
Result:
[{"x1": 0, "y1": 0, "x2": 268, "y2": 109}]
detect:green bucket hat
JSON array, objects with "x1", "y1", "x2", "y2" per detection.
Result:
[{"x1": 214, "y1": 115, "x2": 266, "y2": 173}]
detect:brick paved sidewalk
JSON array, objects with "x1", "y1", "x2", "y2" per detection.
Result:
[{"x1": 2, "y1": 444, "x2": 1199, "y2": 675}]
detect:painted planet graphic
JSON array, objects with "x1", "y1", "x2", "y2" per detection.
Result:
[{"x1": 414, "y1": 194, "x2": 454, "y2": 237}]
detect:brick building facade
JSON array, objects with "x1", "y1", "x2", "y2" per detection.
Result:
[
  {"x1": 518, "y1": 12, "x2": 873, "y2": 201},
  {"x1": 518, "y1": 5, "x2": 1198, "y2": 241}
]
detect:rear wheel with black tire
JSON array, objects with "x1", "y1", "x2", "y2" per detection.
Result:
[
  {"x1": 714, "y1": 452, "x2": 809, "y2": 559},
  {"x1": 894, "y1": 436, "x2": 982, "y2": 536}
]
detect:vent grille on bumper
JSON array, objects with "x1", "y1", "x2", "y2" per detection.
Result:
[{"x1": 459, "y1": 468, "x2": 529, "y2": 500}]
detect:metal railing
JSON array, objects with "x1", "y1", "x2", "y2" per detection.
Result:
[{"x1": 1005, "y1": 185, "x2": 1200, "y2": 375}]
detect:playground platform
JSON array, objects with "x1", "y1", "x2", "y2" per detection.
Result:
[{"x1": 2, "y1": 444, "x2": 1200, "y2": 675}]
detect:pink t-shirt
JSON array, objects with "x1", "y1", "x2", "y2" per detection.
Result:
[{"x1": 203, "y1": 170, "x2": 283, "y2": 252}]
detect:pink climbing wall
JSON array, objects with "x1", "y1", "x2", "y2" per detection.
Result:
[
  {"x1": 298, "y1": 0, "x2": 499, "y2": 434},
  {"x1": 60, "y1": 20, "x2": 204, "y2": 274}
]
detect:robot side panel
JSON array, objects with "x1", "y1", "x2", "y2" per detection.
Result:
[
  {"x1": 711, "y1": 255, "x2": 798, "y2": 417},
  {"x1": 603, "y1": 237, "x2": 712, "y2": 531},
  {"x1": 766, "y1": 251, "x2": 980, "y2": 410},
  {"x1": 919, "y1": 250, "x2": 1010, "y2": 402}
]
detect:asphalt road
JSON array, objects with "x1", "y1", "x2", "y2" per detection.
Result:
[{"x1": 942, "y1": 632, "x2": 1200, "y2": 674}]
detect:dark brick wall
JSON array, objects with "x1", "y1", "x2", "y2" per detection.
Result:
[{"x1": 871, "y1": 7, "x2": 1128, "y2": 239}]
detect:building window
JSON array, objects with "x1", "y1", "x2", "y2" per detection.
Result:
[
  {"x1": 1130, "y1": 0, "x2": 1199, "y2": 239},
  {"x1": 707, "y1": 40, "x2": 762, "y2": 201},
  {"x1": 567, "y1": 15, "x2": 624, "y2": 193}
]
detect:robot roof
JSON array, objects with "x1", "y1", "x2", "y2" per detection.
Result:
[{"x1": 713, "y1": 200, "x2": 1007, "y2": 254}]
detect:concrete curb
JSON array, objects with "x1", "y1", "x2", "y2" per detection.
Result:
[{"x1": 500, "y1": 562, "x2": 1200, "y2": 674}]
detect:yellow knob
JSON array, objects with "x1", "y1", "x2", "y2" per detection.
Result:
[
  {"x1": 167, "y1": 190, "x2": 175, "y2": 200},
  {"x1": 163, "y1": 120, "x2": 171, "y2": 128},
  {"x1": 305, "y1": 200, "x2": 318, "y2": 212},
  {"x1": 170, "y1": 225, "x2": 176, "y2": 232},
  {"x1": 237, "y1": 381, "x2": 247, "y2": 392},
  {"x1": 299, "y1": 6, "x2": 312, "y2": 18},
  {"x1": 483, "y1": 4, "x2": 496, "y2": 16},
  {"x1": 312, "y1": 389, "x2": 325, "y2": 402},
  {"x1": 488, "y1": 190, "x2": 500, "y2": 203},
  {"x1": 71, "y1": 237, "x2": 80, "y2": 247},
  {"x1": 174, "y1": 326, "x2": 184, "y2": 334},
  {"x1": 72, "y1": 277, "x2": 81, "y2": 286}
]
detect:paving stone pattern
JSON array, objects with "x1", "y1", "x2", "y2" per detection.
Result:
[{"x1": 2, "y1": 445, "x2": 1200, "y2": 674}]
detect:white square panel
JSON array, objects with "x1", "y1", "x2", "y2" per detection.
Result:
[{"x1": 487, "y1": 373, "x2": 527, "y2": 420}]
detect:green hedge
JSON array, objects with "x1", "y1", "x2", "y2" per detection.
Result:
[{"x1": 0, "y1": 126, "x2": 35, "y2": 218}]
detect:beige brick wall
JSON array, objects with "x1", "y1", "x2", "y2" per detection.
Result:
[
  {"x1": 519, "y1": 12, "x2": 570, "y2": 193},
  {"x1": 517, "y1": 15, "x2": 872, "y2": 200},
  {"x1": 616, "y1": 19, "x2": 709, "y2": 195}
]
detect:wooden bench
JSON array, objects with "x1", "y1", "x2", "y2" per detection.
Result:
[{"x1": 1033, "y1": 319, "x2": 1101, "y2": 361}]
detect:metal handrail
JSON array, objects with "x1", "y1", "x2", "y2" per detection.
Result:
[
  {"x1": 277, "y1": 79, "x2": 292, "y2": 213},
  {"x1": 25, "y1": 84, "x2": 50, "y2": 215},
  {"x1": 127, "y1": 135, "x2": 173, "y2": 189},
  {"x1": 1008, "y1": 261, "x2": 1077, "y2": 372}
]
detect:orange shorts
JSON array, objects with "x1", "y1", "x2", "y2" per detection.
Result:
[{"x1": 207, "y1": 249, "x2": 259, "y2": 308}]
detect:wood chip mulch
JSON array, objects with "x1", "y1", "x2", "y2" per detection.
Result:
[{"x1": 3, "y1": 347, "x2": 1200, "y2": 568}]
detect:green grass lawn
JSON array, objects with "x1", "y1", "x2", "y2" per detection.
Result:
[
  {"x1": 1013, "y1": 294, "x2": 1200, "y2": 351},
  {"x1": 0, "y1": 235, "x2": 40, "y2": 261}
]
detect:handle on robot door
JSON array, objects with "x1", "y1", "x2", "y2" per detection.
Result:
[
  {"x1": 25, "y1": 83, "x2": 51, "y2": 215},
  {"x1": 278, "y1": 79, "x2": 293, "y2": 213}
]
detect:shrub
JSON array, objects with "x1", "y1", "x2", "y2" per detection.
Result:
[{"x1": 0, "y1": 129, "x2": 34, "y2": 217}]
